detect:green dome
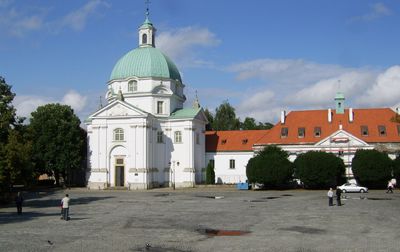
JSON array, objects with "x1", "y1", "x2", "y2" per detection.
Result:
[{"x1": 110, "y1": 47, "x2": 182, "y2": 82}]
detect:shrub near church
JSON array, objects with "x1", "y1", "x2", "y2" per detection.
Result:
[
  {"x1": 352, "y1": 149, "x2": 392, "y2": 189},
  {"x1": 294, "y1": 151, "x2": 346, "y2": 189},
  {"x1": 246, "y1": 146, "x2": 294, "y2": 188}
]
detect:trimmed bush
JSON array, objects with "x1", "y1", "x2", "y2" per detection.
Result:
[
  {"x1": 394, "y1": 155, "x2": 400, "y2": 183},
  {"x1": 205, "y1": 162, "x2": 215, "y2": 184},
  {"x1": 294, "y1": 151, "x2": 345, "y2": 189},
  {"x1": 246, "y1": 146, "x2": 294, "y2": 188},
  {"x1": 352, "y1": 149, "x2": 392, "y2": 189}
]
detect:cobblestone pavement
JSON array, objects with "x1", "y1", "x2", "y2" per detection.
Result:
[{"x1": 1, "y1": 187, "x2": 399, "y2": 252}]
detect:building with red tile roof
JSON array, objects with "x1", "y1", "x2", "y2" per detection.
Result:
[
  {"x1": 205, "y1": 130, "x2": 269, "y2": 183},
  {"x1": 205, "y1": 93, "x2": 400, "y2": 182}
]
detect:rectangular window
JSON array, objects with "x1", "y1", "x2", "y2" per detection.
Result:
[
  {"x1": 281, "y1": 127, "x2": 288, "y2": 138},
  {"x1": 157, "y1": 101, "x2": 163, "y2": 114},
  {"x1": 157, "y1": 131, "x2": 163, "y2": 143},
  {"x1": 378, "y1": 125, "x2": 386, "y2": 136},
  {"x1": 133, "y1": 81, "x2": 137, "y2": 91},
  {"x1": 361, "y1": 125, "x2": 369, "y2": 136},
  {"x1": 174, "y1": 131, "x2": 182, "y2": 143},
  {"x1": 314, "y1": 127, "x2": 321, "y2": 137},
  {"x1": 397, "y1": 125, "x2": 400, "y2": 136},
  {"x1": 128, "y1": 82, "x2": 133, "y2": 92},
  {"x1": 196, "y1": 133, "x2": 200, "y2": 144},
  {"x1": 116, "y1": 158, "x2": 124, "y2": 165},
  {"x1": 229, "y1": 159, "x2": 235, "y2": 169},
  {"x1": 298, "y1": 127, "x2": 305, "y2": 138}
]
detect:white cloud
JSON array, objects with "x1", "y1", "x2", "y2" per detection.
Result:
[
  {"x1": 226, "y1": 57, "x2": 399, "y2": 123},
  {"x1": 350, "y1": 2, "x2": 392, "y2": 22},
  {"x1": 236, "y1": 90, "x2": 280, "y2": 122},
  {"x1": 62, "y1": 90, "x2": 88, "y2": 113},
  {"x1": 157, "y1": 26, "x2": 220, "y2": 68},
  {"x1": 285, "y1": 70, "x2": 377, "y2": 107},
  {"x1": 228, "y1": 59, "x2": 346, "y2": 87},
  {"x1": 0, "y1": 0, "x2": 109, "y2": 37},
  {"x1": 356, "y1": 65, "x2": 400, "y2": 106},
  {"x1": 13, "y1": 90, "x2": 88, "y2": 119},
  {"x1": 60, "y1": 0, "x2": 109, "y2": 32},
  {"x1": 14, "y1": 95, "x2": 54, "y2": 118},
  {"x1": 0, "y1": 8, "x2": 45, "y2": 37}
]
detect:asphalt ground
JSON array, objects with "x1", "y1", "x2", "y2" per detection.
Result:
[{"x1": 1, "y1": 188, "x2": 399, "y2": 252}]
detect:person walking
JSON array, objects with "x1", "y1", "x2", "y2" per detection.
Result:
[
  {"x1": 336, "y1": 187, "x2": 342, "y2": 206},
  {"x1": 386, "y1": 181, "x2": 394, "y2": 193},
  {"x1": 327, "y1": 188, "x2": 333, "y2": 206},
  {"x1": 61, "y1": 194, "x2": 70, "y2": 221},
  {"x1": 15, "y1": 192, "x2": 24, "y2": 215}
]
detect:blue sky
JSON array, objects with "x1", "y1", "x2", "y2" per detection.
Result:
[{"x1": 1, "y1": 0, "x2": 400, "y2": 123}]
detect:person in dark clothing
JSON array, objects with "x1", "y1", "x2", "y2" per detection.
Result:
[
  {"x1": 15, "y1": 192, "x2": 24, "y2": 215},
  {"x1": 336, "y1": 188, "x2": 342, "y2": 206}
]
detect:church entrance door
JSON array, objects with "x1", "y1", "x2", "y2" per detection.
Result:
[{"x1": 115, "y1": 158, "x2": 125, "y2": 187}]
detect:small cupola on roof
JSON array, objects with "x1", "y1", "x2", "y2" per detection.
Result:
[
  {"x1": 139, "y1": 9, "x2": 156, "y2": 47},
  {"x1": 335, "y1": 91, "x2": 345, "y2": 114}
]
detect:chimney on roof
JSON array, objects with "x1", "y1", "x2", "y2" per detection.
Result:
[
  {"x1": 280, "y1": 110, "x2": 286, "y2": 124},
  {"x1": 349, "y1": 108, "x2": 354, "y2": 123},
  {"x1": 328, "y1": 108, "x2": 332, "y2": 123}
]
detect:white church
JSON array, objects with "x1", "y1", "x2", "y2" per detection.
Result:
[{"x1": 85, "y1": 11, "x2": 207, "y2": 190}]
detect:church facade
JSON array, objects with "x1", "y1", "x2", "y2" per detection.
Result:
[{"x1": 85, "y1": 13, "x2": 207, "y2": 190}]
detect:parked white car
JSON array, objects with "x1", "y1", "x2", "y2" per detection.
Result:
[{"x1": 338, "y1": 183, "x2": 368, "y2": 193}]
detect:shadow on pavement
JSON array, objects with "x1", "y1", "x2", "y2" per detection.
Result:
[{"x1": 0, "y1": 211, "x2": 60, "y2": 224}]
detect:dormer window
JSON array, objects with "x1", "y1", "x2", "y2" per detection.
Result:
[
  {"x1": 298, "y1": 127, "x2": 305, "y2": 138},
  {"x1": 378, "y1": 125, "x2": 386, "y2": 136},
  {"x1": 281, "y1": 127, "x2": 288, "y2": 138},
  {"x1": 314, "y1": 127, "x2": 321, "y2": 137},
  {"x1": 361, "y1": 126, "x2": 369, "y2": 136},
  {"x1": 242, "y1": 139, "x2": 248, "y2": 144},
  {"x1": 221, "y1": 139, "x2": 227, "y2": 145}
]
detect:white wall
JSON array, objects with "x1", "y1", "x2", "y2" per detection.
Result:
[{"x1": 205, "y1": 151, "x2": 254, "y2": 184}]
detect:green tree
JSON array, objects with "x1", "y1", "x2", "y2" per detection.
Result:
[
  {"x1": 205, "y1": 161, "x2": 215, "y2": 184},
  {"x1": 29, "y1": 103, "x2": 85, "y2": 186},
  {"x1": 352, "y1": 149, "x2": 392, "y2": 189},
  {"x1": 294, "y1": 151, "x2": 345, "y2": 189},
  {"x1": 2, "y1": 129, "x2": 34, "y2": 187},
  {"x1": 241, "y1": 117, "x2": 257, "y2": 130},
  {"x1": 257, "y1": 122, "x2": 274, "y2": 130},
  {"x1": 0, "y1": 77, "x2": 18, "y2": 192},
  {"x1": 246, "y1": 146, "x2": 294, "y2": 188},
  {"x1": 394, "y1": 155, "x2": 400, "y2": 183},
  {"x1": 212, "y1": 101, "x2": 240, "y2": 131},
  {"x1": 204, "y1": 108, "x2": 214, "y2": 131}
]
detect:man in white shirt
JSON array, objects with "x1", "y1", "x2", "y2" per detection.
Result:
[
  {"x1": 61, "y1": 194, "x2": 70, "y2": 221},
  {"x1": 327, "y1": 188, "x2": 333, "y2": 206}
]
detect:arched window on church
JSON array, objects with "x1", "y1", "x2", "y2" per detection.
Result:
[
  {"x1": 142, "y1": 34, "x2": 147, "y2": 44},
  {"x1": 114, "y1": 128, "x2": 124, "y2": 141}
]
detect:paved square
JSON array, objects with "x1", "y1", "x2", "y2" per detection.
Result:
[{"x1": 1, "y1": 188, "x2": 399, "y2": 251}]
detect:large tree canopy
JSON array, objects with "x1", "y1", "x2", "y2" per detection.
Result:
[
  {"x1": 0, "y1": 76, "x2": 16, "y2": 142},
  {"x1": 246, "y1": 145, "x2": 294, "y2": 188},
  {"x1": 212, "y1": 100, "x2": 240, "y2": 131},
  {"x1": 29, "y1": 103, "x2": 85, "y2": 185},
  {"x1": 294, "y1": 151, "x2": 346, "y2": 189},
  {"x1": 352, "y1": 149, "x2": 392, "y2": 189}
]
